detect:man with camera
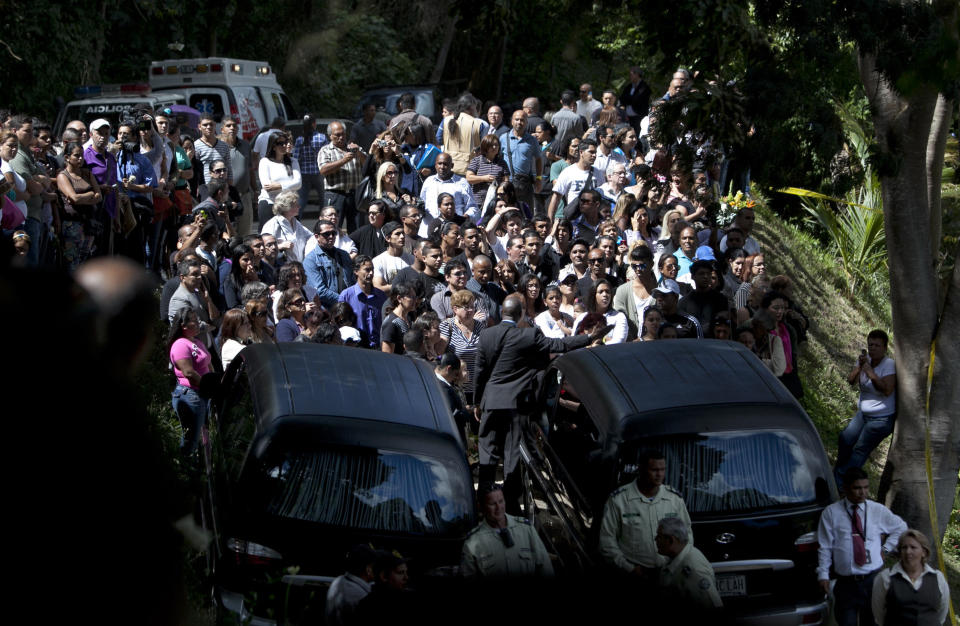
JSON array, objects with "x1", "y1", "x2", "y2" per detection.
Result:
[
  {"x1": 318, "y1": 121, "x2": 366, "y2": 231},
  {"x1": 191, "y1": 180, "x2": 236, "y2": 241}
]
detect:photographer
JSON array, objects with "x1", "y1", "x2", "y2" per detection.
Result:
[
  {"x1": 191, "y1": 179, "x2": 236, "y2": 241},
  {"x1": 833, "y1": 330, "x2": 897, "y2": 489},
  {"x1": 114, "y1": 121, "x2": 158, "y2": 264},
  {"x1": 198, "y1": 158, "x2": 241, "y2": 223}
]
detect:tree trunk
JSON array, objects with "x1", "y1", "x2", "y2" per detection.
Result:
[
  {"x1": 428, "y1": 13, "x2": 457, "y2": 84},
  {"x1": 859, "y1": 52, "x2": 960, "y2": 542},
  {"x1": 926, "y1": 94, "x2": 953, "y2": 263}
]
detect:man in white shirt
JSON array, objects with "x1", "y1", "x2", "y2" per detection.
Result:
[
  {"x1": 372, "y1": 221, "x2": 414, "y2": 294},
  {"x1": 576, "y1": 83, "x2": 602, "y2": 120},
  {"x1": 547, "y1": 139, "x2": 604, "y2": 220},
  {"x1": 594, "y1": 124, "x2": 628, "y2": 176},
  {"x1": 419, "y1": 152, "x2": 477, "y2": 236},
  {"x1": 817, "y1": 468, "x2": 907, "y2": 626}
]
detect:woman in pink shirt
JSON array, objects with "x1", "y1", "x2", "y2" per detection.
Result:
[{"x1": 168, "y1": 308, "x2": 213, "y2": 455}]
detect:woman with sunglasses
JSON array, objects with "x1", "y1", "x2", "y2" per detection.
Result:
[
  {"x1": 271, "y1": 261, "x2": 318, "y2": 320},
  {"x1": 275, "y1": 288, "x2": 307, "y2": 342},
  {"x1": 613, "y1": 244, "x2": 656, "y2": 340},
  {"x1": 223, "y1": 243, "x2": 259, "y2": 309},
  {"x1": 466, "y1": 134, "x2": 508, "y2": 211},
  {"x1": 257, "y1": 131, "x2": 301, "y2": 227},
  {"x1": 438, "y1": 289, "x2": 486, "y2": 405},
  {"x1": 245, "y1": 296, "x2": 275, "y2": 343}
]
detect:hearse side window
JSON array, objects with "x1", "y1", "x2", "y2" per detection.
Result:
[
  {"x1": 217, "y1": 363, "x2": 256, "y2": 480},
  {"x1": 258, "y1": 446, "x2": 472, "y2": 537},
  {"x1": 622, "y1": 431, "x2": 820, "y2": 514}
]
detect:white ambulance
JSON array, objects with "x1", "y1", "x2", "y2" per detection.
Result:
[
  {"x1": 148, "y1": 58, "x2": 300, "y2": 141},
  {"x1": 53, "y1": 83, "x2": 185, "y2": 139}
]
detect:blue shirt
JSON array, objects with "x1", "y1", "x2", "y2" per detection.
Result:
[
  {"x1": 116, "y1": 151, "x2": 157, "y2": 203},
  {"x1": 304, "y1": 245, "x2": 355, "y2": 307},
  {"x1": 673, "y1": 249, "x2": 694, "y2": 277},
  {"x1": 502, "y1": 132, "x2": 542, "y2": 178},
  {"x1": 293, "y1": 131, "x2": 327, "y2": 175},
  {"x1": 338, "y1": 284, "x2": 387, "y2": 348}
]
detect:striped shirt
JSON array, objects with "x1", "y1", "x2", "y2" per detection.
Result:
[
  {"x1": 294, "y1": 131, "x2": 327, "y2": 175},
  {"x1": 194, "y1": 137, "x2": 232, "y2": 183},
  {"x1": 466, "y1": 154, "x2": 509, "y2": 208},
  {"x1": 439, "y1": 317, "x2": 487, "y2": 394}
]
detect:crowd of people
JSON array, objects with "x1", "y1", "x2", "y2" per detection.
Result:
[{"x1": 0, "y1": 64, "x2": 944, "y2": 625}]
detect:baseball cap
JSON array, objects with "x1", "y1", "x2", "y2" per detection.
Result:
[
  {"x1": 559, "y1": 272, "x2": 579, "y2": 285},
  {"x1": 653, "y1": 278, "x2": 681, "y2": 296},
  {"x1": 89, "y1": 118, "x2": 111, "y2": 133},
  {"x1": 694, "y1": 245, "x2": 716, "y2": 261}
]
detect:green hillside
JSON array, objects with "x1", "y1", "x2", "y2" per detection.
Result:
[{"x1": 753, "y1": 185, "x2": 960, "y2": 609}]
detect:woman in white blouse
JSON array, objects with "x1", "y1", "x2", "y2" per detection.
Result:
[
  {"x1": 257, "y1": 132, "x2": 301, "y2": 227},
  {"x1": 535, "y1": 285, "x2": 574, "y2": 338},
  {"x1": 260, "y1": 191, "x2": 313, "y2": 263},
  {"x1": 573, "y1": 278, "x2": 628, "y2": 344}
]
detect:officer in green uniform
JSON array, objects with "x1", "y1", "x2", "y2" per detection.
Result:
[
  {"x1": 460, "y1": 483, "x2": 554, "y2": 577},
  {"x1": 656, "y1": 516, "x2": 723, "y2": 610},
  {"x1": 598, "y1": 448, "x2": 692, "y2": 575}
]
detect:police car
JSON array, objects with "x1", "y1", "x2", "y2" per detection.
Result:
[
  {"x1": 149, "y1": 57, "x2": 299, "y2": 141},
  {"x1": 53, "y1": 83, "x2": 185, "y2": 139}
]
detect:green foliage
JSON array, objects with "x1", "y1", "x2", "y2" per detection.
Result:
[{"x1": 282, "y1": 11, "x2": 420, "y2": 116}]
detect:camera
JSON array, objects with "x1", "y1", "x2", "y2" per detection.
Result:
[{"x1": 222, "y1": 200, "x2": 243, "y2": 221}]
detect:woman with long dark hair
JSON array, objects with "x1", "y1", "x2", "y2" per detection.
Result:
[
  {"x1": 573, "y1": 278, "x2": 628, "y2": 344},
  {"x1": 168, "y1": 308, "x2": 213, "y2": 455},
  {"x1": 223, "y1": 244, "x2": 259, "y2": 309},
  {"x1": 56, "y1": 140, "x2": 101, "y2": 270},
  {"x1": 381, "y1": 282, "x2": 417, "y2": 353},
  {"x1": 257, "y1": 131, "x2": 301, "y2": 226}
]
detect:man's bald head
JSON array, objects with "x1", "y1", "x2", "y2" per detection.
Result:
[{"x1": 501, "y1": 293, "x2": 523, "y2": 321}]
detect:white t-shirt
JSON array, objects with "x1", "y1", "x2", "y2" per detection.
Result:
[
  {"x1": 535, "y1": 310, "x2": 573, "y2": 339},
  {"x1": 553, "y1": 165, "x2": 604, "y2": 204},
  {"x1": 572, "y1": 309, "x2": 628, "y2": 344},
  {"x1": 858, "y1": 355, "x2": 896, "y2": 415},
  {"x1": 1, "y1": 160, "x2": 28, "y2": 217},
  {"x1": 373, "y1": 250, "x2": 415, "y2": 284},
  {"x1": 253, "y1": 129, "x2": 281, "y2": 157}
]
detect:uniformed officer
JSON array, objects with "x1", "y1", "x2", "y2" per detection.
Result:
[
  {"x1": 656, "y1": 517, "x2": 723, "y2": 610},
  {"x1": 460, "y1": 483, "x2": 554, "y2": 577},
  {"x1": 598, "y1": 448, "x2": 692, "y2": 576}
]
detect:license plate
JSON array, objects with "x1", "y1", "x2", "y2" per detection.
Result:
[{"x1": 716, "y1": 574, "x2": 747, "y2": 597}]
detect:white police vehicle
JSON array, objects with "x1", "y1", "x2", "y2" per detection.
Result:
[{"x1": 53, "y1": 83, "x2": 185, "y2": 139}]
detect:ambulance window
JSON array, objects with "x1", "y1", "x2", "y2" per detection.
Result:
[
  {"x1": 280, "y1": 94, "x2": 297, "y2": 120},
  {"x1": 189, "y1": 93, "x2": 224, "y2": 118}
]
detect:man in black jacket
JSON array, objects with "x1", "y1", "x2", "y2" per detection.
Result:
[
  {"x1": 620, "y1": 67, "x2": 651, "y2": 133},
  {"x1": 474, "y1": 296, "x2": 606, "y2": 512}
]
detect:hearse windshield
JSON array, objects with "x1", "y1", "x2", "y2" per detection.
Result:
[
  {"x1": 622, "y1": 430, "x2": 821, "y2": 514},
  {"x1": 253, "y1": 445, "x2": 473, "y2": 536}
]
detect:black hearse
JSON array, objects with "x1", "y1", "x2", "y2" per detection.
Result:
[
  {"x1": 521, "y1": 340, "x2": 836, "y2": 624},
  {"x1": 205, "y1": 343, "x2": 474, "y2": 624}
]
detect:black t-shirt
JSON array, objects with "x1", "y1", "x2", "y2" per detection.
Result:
[
  {"x1": 677, "y1": 289, "x2": 730, "y2": 331},
  {"x1": 380, "y1": 312, "x2": 409, "y2": 352}
]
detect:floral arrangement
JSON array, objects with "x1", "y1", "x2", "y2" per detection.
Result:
[{"x1": 718, "y1": 189, "x2": 756, "y2": 227}]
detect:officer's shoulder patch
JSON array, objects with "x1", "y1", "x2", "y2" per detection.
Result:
[
  {"x1": 520, "y1": 517, "x2": 532, "y2": 525},
  {"x1": 466, "y1": 524, "x2": 483, "y2": 538},
  {"x1": 611, "y1": 484, "x2": 630, "y2": 497},
  {"x1": 665, "y1": 484, "x2": 682, "y2": 497},
  {"x1": 698, "y1": 578, "x2": 712, "y2": 590}
]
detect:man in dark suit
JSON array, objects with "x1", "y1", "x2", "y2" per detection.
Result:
[
  {"x1": 474, "y1": 295, "x2": 607, "y2": 512},
  {"x1": 620, "y1": 66, "x2": 652, "y2": 133}
]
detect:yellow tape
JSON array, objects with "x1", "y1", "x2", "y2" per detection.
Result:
[
  {"x1": 924, "y1": 338, "x2": 956, "y2": 626},
  {"x1": 777, "y1": 186, "x2": 880, "y2": 212}
]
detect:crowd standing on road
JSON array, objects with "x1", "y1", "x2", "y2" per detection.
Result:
[{"x1": 0, "y1": 64, "x2": 942, "y2": 619}]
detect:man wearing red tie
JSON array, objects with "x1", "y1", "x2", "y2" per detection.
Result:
[{"x1": 817, "y1": 468, "x2": 907, "y2": 626}]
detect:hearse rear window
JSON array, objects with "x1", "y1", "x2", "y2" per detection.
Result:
[
  {"x1": 623, "y1": 431, "x2": 819, "y2": 514},
  {"x1": 257, "y1": 446, "x2": 472, "y2": 536}
]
